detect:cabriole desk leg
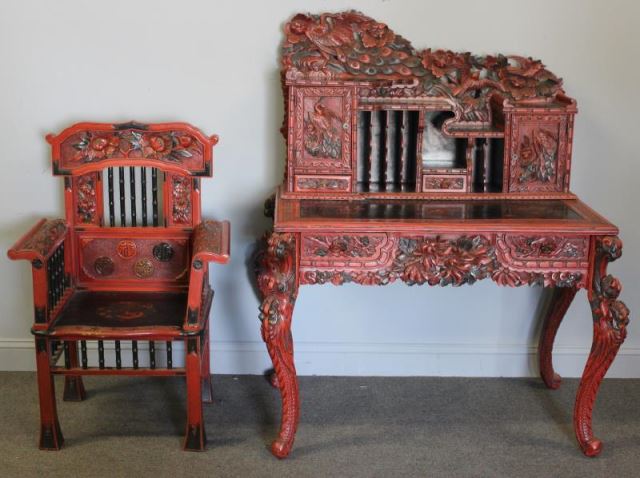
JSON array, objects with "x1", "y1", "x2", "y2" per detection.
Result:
[
  {"x1": 256, "y1": 232, "x2": 299, "y2": 459},
  {"x1": 574, "y1": 236, "x2": 629, "y2": 457},
  {"x1": 539, "y1": 287, "x2": 578, "y2": 389}
]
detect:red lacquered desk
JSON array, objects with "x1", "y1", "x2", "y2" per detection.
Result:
[{"x1": 256, "y1": 191, "x2": 628, "y2": 458}]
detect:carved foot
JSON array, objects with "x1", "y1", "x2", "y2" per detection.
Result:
[
  {"x1": 574, "y1": 236, "x2": 629, "y2": 457},
  {"x1": 39, "y1": 421, "x2": 64, "y2": 450},
  {"x1": 539, "y1": 287, "x2": 577, "y2": 389},
  {"x1": 183, "y1": 423, "x2": 206, "y2": 452},
  {"x1": 256, "y1": 233, "x2": 300, "y2": 459},
  {"x1": 184, "y1": 337, "x2": 206, "y2": 451},
  {"x1": 63, "y1": 376, "x2": 86, "y2": 401}
]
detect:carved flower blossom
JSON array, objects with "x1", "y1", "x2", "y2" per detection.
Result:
[
  {"x1": 72, "y1": 134, "x2": 120, "y2": 161},
  {"x1": 360, "y1": 21, "x2": 394, "y2": 49},
  {"x1": 421, "y1": 49, "x2": 470, "y2": 79},
  {"x1": 491, "y1": 267, "x2": 524, "y2": 287},
  {"x1": 285, "y1": 14, "x2": 312, "y2": 45}
]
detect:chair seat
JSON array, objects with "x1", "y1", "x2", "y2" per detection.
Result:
[{"x1": 44, "y1": 290, "x2": 189, "y2": 340}]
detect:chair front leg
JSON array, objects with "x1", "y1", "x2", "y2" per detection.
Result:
[
  {"x1": 183, "y1": 336, "x2": 206, "y2": 451},
  {"x1": 201, "y1": 318, "x2": 213, "y2": 403},
  {"x1": 35, "y1": 338, "x2": 64, "y2": 450},
  {"x1": 63, "y1": 341, "x2": 86, "y2": 401}
]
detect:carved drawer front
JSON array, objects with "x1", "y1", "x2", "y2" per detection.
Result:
[
  {"x1": 291, "y1": 86, "x2": 353, "y2": 174},
  {"x1": 506, "y1": 114, "x2": 569, "y2": 193},
  {"x1": 422, "y1": 174, "x2": 466, "y2": 192},
  {"x1": 300, "y1": 233, "x2": 588, "y2": 288},
  {"x1": 495, "y1": 234, "x2": 589, "y2": 287},
  {"x1": 295, "y1": 175, "x2": 351, "y2": 193},
  {"x1": 78, "y1": 235, "x2": 189, "y2": 284},
  {"x1": 300, "y1": 233, "x2": 394, "y2": 268}
]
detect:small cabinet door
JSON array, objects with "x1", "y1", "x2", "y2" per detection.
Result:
[
  {"x1": 291, "y1": 86, "x2": 354, "y2": 174},
  {"x1": 506, "y1": 113, "x2": 569, "y2": 193}
]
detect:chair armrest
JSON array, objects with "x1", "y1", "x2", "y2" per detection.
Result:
[
  {"x1": 191, "y1": 220, "x2": 230, "y2": 267},
  {"x1": 7, "y1": 218, "x2": 71, "y2": 328},
  {"x1": 184, "y1": 220, "x2": 230, "y2": 331},
  {"x1": 7, "y1": 218, "x2": 68, "y2": 264}
]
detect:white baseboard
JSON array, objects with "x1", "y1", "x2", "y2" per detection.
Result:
[{"x1": 1, "y1": 338, "x2": 639, "y2": 378}]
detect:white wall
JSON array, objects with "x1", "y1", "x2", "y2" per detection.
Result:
[{"x1": 1, "y1": 0, "x2": 638, "y2": 377}]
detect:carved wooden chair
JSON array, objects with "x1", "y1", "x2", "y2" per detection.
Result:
[{"x1": 8, "y1": 121, "x2": 229, "y2": 451}]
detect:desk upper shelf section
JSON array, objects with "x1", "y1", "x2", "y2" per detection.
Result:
[{"x1": 280, "y1": 11, "x2": 577, "y2": 199}]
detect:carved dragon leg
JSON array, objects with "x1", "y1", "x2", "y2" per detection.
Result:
[
  {"x1": 538, "y1": 287, "x2": 578, "y2": 389},
  {"x1": 256, "y1": 232, "x2": 299, "y2": 459},
  {"x1": 63, "y1": 341, "x2": 86, "y2": 401},
  {"x1": 574, "y1": 236, "x2": 629, "y2": 457}
]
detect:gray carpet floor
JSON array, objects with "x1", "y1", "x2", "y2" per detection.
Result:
[{"x1": 0, "y1": 373, "x2": 638, "y2": 477}]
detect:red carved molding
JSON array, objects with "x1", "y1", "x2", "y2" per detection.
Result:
[
  {"x1": 422, "y1": 176, "x2": 465, "y2": 191},
  {"x1": 46, "y1": 122, "x2": 218, "y2": 176},
  {"x1": 255, "y1": 233, "x2": 300, "y2": 458},
  {"x1": 574, "y1": 236, "x2": 629, "y2": 457},
  {"x1": 295, "y1": 176, "x2": 350, "y2": 191}
]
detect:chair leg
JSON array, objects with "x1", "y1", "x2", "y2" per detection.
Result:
[
  {"x1": 63, "y1": 341, "x2": 86, "y2": 401},
  {"x1": 183, "y1": 337, "x2": 206, "y2": 451},
  {"x1": 35, "y1": 338, "x2": 64, "y2": 450},
  {"x1": 201, "y1": 319, "x2": 213, "y2": 403}
]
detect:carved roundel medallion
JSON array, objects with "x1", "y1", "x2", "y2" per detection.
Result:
[
  {"x1": 117, "y1": 240, "x2": 137, "y2": 259},
  {"x1": 153, "y1": 242, "x2": 174, "y2": 262},
  {"x1": 134, "y1": 258, "x2": 154, "y2": 279},
  {"x1": 94, "y1": 256, "x2": 115, "y2": 276}
]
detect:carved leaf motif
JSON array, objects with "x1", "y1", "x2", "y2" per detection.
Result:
[{"x1": 392, "y1": 236, "x2": 496, "y2": 286}]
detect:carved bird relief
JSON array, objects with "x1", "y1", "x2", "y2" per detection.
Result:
[{"x1": 283, "y1": 11, "x2": 427, "y2": 78}]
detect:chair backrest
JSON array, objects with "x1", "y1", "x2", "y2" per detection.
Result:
[{"x1": 46, "y1": 121, "x2": 218, "y2": 291}]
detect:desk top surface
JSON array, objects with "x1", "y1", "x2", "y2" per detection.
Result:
[{"x1": 274, "y1": 191, "x2": 616, "y2": 235}]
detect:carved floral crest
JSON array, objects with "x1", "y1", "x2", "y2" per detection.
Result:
[
  {"x1": 70, "y1": 130, "x2": 198, "y2": 164},
  {"x1": 282, "y1": 11, "x2": 564, "y2": 121}
]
